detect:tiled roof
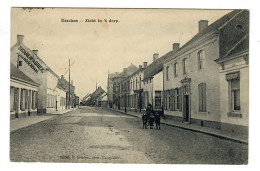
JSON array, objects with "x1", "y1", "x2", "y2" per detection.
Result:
[
  {"x1": 164, "y1": 10, "x2": 244, "y2": 63},
  {"x1": 215, "y1": 34, "x2": 249, "y2": 63},
  {"x1": 10, "y1": 64, "x2": 39, "y2": 87},
  {"x1": 143, "y1": 51, "x2": 175, "y2": 80}
]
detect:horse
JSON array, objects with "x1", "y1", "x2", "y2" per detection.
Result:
[
  {"x1": 154, "y1": 112, "x2": 161, "y2": 130},
  {"x1": 142, "y1": 113, "x2": 148, "y2": 129}
]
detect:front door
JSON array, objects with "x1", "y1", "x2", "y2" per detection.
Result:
[{"x1": 183, "y1": 95, "x2": 189, "y2": 122}]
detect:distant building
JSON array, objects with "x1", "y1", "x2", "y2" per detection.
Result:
[
  {"x1": 90, "y1": 86, "x2": 106, "y2": 106},
  {"x1": 110, "y1": 64, "x2": 138, "y2": 109}
]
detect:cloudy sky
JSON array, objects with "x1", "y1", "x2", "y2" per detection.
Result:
[{"x1": 11, "y1": 8, "x2": 232, "y2": 99}]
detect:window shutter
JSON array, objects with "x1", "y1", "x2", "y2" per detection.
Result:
[{"x1": 179, "y1": 87, "x2": 182, "y2": 111}]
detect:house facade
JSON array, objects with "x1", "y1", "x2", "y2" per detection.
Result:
[
  {"x1": 10, "y1": 64, "x2": 39, "y2": 119},
  {"x1": 162, "y1": 10, "x2": 249, "y2": 133},
  {"x1": 10, "y1": 35, "x2": 75, "y2": 114},
  {"x1": 215, "y1": 34, "x2": 249, "y2": 135}
]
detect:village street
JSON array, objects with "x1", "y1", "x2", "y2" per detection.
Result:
[{"x1": 10, "y1": 106, "x2": 248, "y2": 164}]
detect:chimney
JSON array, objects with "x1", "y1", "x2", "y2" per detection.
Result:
[
  {"x1": 17, "y1": 35, "x2": 24, "y2": 44},
  {"x1": 123, "y1": 68, "x2": 127, "y2": 73},
  {"x1": 172, "y1": 43, "x2": 180, "y2": 52},
  {"x1": 139, "y1": 65, "x2": 142, "y2": 69},
  {"x1": 71, "y1": 80, "x2": 73, "y2": 85},
  {"x1": 153, "y1": 53, "x2": 159, "y2": 62},
  {"x1": 61, "y1": 75, "x2": 64, "y2": 79},
  {"x1": 199, "y1": 20, "x2": 208, "y2": 33},
  {"x1": 143, "y1": 62, "x2": 148, "y2": 68},
  {"x1": 33, "y1": 50, "x2": 38, "y2": 56}
]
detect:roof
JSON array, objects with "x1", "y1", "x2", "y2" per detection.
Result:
[
  {"x1": 215, "y1": 34, "x2": 249, "y2": 63},
  {"x1": 164, "y1": 10, "x2": 244, "y2": 63},
  {"x1": 91, "y1": 87, "x2": 106, "y2": 100},
  {"x1": 11, "y1": 40, "x2": 60, "y2": 78},
  {"x1": 10, "y1": 64, "x2": 39, "y2": 87},
  {"x1": 143, "y1": 51, "x2": 175, "y2": 81}
]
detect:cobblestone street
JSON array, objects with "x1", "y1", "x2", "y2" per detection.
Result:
[{"x1": 10, "y1": 106, "x2": 248, "y2": 164}]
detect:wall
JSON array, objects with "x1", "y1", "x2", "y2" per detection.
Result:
[
  {"x1": 163, "y1": 35, "x2": 221, "y2": 124},
  {"x1": 11, "y1": 43, "x2": 49, "y2": 113},
  {"x1": 10, "y1": 79, "x2": 38, "y2": 119},
  {"x1": 219, "y1": 56, "x2": 249, "y2": 127}
]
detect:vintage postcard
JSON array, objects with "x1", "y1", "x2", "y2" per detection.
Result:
[{"x1": 10, "y1": 8, "x2": 249, "y2": 164}]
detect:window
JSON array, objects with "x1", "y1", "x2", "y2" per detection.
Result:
[
  {"x1": 24, "y1": 89, "x2": 28, "y2": 109},
  {"x1": 136, "y1": 77, "x2": 138, "y2": 89},
  {"x1": 19, "y1": 61, "x2": 22, "y2": 66},
  {"x1": 168, "y1": 90, "x2": 171, "y2": 110},
  {"x1": 140, "y1": 76, "x2": 142, "y2": 88},
  {"x1": 183, "y1": 58, "x2": 187, "y2": 75},
  {"x1": 131, "y1": 81, "x2": 132, "y2": 90},
  {"x1": 170, "y1": 89, "x2": 174, "y2": 111},
  {"x1": 226, "y1": 72, "x2": 240, "y2": 112},
  {"x1": 174, "y1": 63, "x2": 178, "y2": 77},
  {"x1": 231, "y1": 79, "x2": 240, "y2": 111},
  {"x1": 166, "y1": 66, "x2": 169, "y2": 80},
  {"x1": 10, "y1": 87, "x2": 15, "y2": 112},
  {"x1": 198, "y1": 83, "x2": 206, "y2": 112},
  {"x1": 198, "y1": 50, "x2": 205, "y2": 70},
  {"x1": 155, "y1": 91, "x2": 162, "y2": 108},
  {"x1": 133, "y1": 80, "x2": 135, "y2": 90}
]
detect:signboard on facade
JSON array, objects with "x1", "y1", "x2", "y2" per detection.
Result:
[{"x1": 18, "y1": 46, "x2": 44, "y2": 73}]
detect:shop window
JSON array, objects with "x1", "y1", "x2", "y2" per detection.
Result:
[
  {"x1": 198, "y1": 50, "x2": 205, "y2": 70},
  {"x1": 198, "y1": 83, "x2": 207, "y2": 112}
]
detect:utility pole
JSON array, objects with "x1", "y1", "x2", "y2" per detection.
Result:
[{"x1": 69, "y1": 59, "x2": 70, "y2": 109}]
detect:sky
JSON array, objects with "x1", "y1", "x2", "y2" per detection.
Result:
[{"x1": 11, "y1": 8, "x2": 232, "y2": 99}]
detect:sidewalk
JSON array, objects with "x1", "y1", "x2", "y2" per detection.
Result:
[
  {"x1": 10, "y1": 108, "x2": 79, "y2": 132},
  {"x1": 105, "y1": 108, "x2": 248, "y2": 144}
]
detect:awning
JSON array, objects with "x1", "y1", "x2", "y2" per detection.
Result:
[{"x1": 226, "y1": 72, "x2": 240, "y2": 81}]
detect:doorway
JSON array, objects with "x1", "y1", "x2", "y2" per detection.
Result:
[{"x1": 183, "y1": 95, "x2": 189, "y2": 122}]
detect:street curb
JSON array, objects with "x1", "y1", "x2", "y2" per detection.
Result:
[
  {"x1": 105, "y1": 108, "x2": 248, "y2": 145},
  {"x1": 10, "y1": 116, "x2": 54, "y2": 133},
  {"x1": 10, "y1": 109, "x2": 80, "y2": 133}
]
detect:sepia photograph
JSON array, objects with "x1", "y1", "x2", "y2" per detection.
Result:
[{"x1": 9, "y1": 7, "x2": 249, "y2": 165}]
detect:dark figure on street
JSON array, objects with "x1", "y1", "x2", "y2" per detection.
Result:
[
  {"x1": 149, "y1": 113, "x2": 155, "y2": 129},
  {"x1": 142, "y1": 113, "x2": 148, "y2": 129},
  {"x1": 154, "y1": 112, "x2": 161, "y2": 129}
]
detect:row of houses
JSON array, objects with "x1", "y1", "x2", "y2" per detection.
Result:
[
  {"x1": 10, "y1": 35, "x2": 79, "y2": 119},
  {"x1": 107, "y1": 10, "x2": 249, "y2": 136},
  {"x1": 82, "y1": 86, "x2": 107, "y2": 107}
]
